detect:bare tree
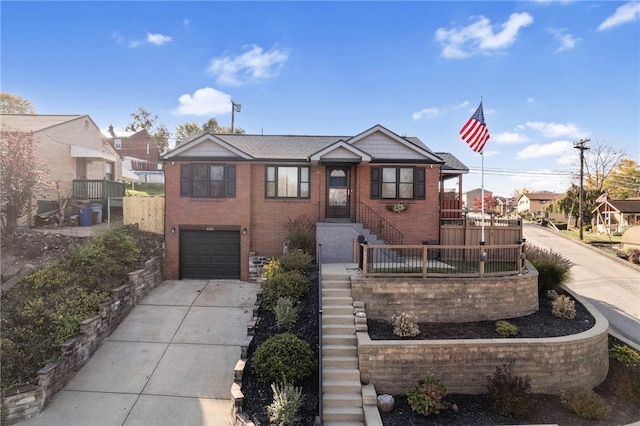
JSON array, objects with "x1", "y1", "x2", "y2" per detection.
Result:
[{"x1": 583, "y1": 139, "x2": 625, "y2": 193}]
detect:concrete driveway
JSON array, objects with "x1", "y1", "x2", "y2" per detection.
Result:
[{"x1": 20, "y1": 279, "x2": 261, "y2": 426}]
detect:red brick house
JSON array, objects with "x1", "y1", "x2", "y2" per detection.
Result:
[
  {"x1": 162, "y1": 125, "x2": 468, "y2": 280},
  {"x1": 102, "y1": 126, "x2": 164, "y2": 183}
]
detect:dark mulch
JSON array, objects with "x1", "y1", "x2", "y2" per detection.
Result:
[{"x1": 241, "y1": 277, "x2": 640, "y2": 426}]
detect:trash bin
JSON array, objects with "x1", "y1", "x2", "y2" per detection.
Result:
[
  {"x1": 90, "y1": 204, "x2": 103, "y2": 224},
  {"x1": 79, "y1": 207, "x2": 92, "y2": 226}
]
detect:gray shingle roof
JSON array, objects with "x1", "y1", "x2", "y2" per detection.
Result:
[
  {"x1": 1, "y1": 114, "x2": 83, "y2": 132},
  {"x1": 435, "y1": 152, "x2": 469, "y2": 172}
]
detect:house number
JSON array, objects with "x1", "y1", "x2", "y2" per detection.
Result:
[{"x1": 206, "y1": 226, "x2": 215, "y2": 231}]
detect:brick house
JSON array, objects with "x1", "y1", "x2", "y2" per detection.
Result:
[
  {"x1": 517, "y1": 191, "x2": 566, "y2": 222},
  {"x1": 102, "y1": 126, "x2": 164, "y2": 183},
  {"x1": 1, "y1": 114, "x2": 123, "y2": 224},
  {"x1": 162, "y1": 125, "x2": 468, "y2": 280}
]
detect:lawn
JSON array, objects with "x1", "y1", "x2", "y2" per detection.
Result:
[
  {"x1": 559, "y1": 228, "x2": 622, "y2": 244},
  {"x1": 125, "y1": 183, "x2": 165, "y2": 196}
]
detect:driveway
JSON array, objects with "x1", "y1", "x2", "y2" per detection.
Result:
[
  {"x1": 523, "y1": 224, "x2": 640, "y2": 345},
  {"x1": 20, "y1": 279, "x2": 261, "y2": 426}
]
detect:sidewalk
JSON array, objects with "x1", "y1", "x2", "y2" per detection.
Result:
[{"x1": 20, "y1": 279, "x2": 261, "y2": 426}]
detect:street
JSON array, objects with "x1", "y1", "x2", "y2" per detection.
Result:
[{"x1": 523, "y1": 224, "x2": 640, "y2": 345}]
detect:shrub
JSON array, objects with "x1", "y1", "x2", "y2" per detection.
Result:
[
  {"x1": 609, "y1": 344, "x2": 640, "y2": 367},
  {"x1": 267, "y1": 382, "x2": 304, "y2": 426},
  {"x1": 407, "y1": 373, "x2": 450, "y2": 416},
  {"x1": 551, "y1": 295, "x2": 576, "y2": 319},
  {"x1": 610, "y1": 360, "x2": 640, "y2": 404},
  {"x1": 391, "y1": 311, "x2": 420, "y2": 338},
  {"x1": 560, "y1": 388, "x2": 610, "y2": 420},
  {"x1": 262, "y1": 270, "x2": 309, "y2": 310},
  {"x1": 262, "y1": 258, "x2": 281, "y2": 279},
  {"x1": 628, "y1": 249, "x2": 640, "y2": 265},
  {"x1": 285, "y1": 215, "x2": 316, "y2": 254},
  {"x1": 252, "y1": 333, "x2": 317, "y2": 384},
  {"x1": 279, "y1": 249, "x2": 313, "y2": 272},
  {"x1": 274, "y1": 297, "x2": 300, "y2": 327},
  {"x1": 495, "y1": 320, "x2": 518, "y2": 337},
  {"x1": 525, "y1": 245, "x2": 572, "y2": 293},
  {"x1": 486, "y1": 361, "x2": 531, "y2": 417}
]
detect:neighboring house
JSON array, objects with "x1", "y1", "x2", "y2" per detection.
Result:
[
  {"x1": 517, "y1": 191, "x2": 565, "y2": 222},
  {"x1": 592, "y1": 197, "x2": 640, "y2": 234},
  {"x1": 101, "y1": 126, "x2": 164, "y2": 184},
  {"x1": 495, "y1": 196, "x2": 517, "y2": 217},
  {"x1": 162, "y1": 124, "x2": 468, "y2": 281},
  {"x1": 1, "y1": 114, "x2": 123, "y2": 224},
  {"x1": 462, "y1": 188, "x2": 484, "y2": 210}
]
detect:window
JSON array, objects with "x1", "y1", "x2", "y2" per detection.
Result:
[
  {"x1": 180, "y1": 164, "x2": 236, "y2": 198},
  {"x1": 266, "y1": 166, "x2": 310, "y2": 198},
  {"x1": 371, "y1": 166, "x2": 425, "y2": 200},
  {"x1": 105, "y1": 162, "x2": 114, "y2": 181},
  {"x1": 114, "y1": 139, "x2": 122, "y2": 150}
]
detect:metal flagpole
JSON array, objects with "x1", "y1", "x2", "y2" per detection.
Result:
[{"x1": 481, "y1": 151, "x2": 485, "y2": 244}]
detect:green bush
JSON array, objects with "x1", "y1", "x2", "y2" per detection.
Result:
[
  {"x1": 284, "y1": 215, "x2": 316, "y2": 254},
  {"x1": 391, "y1": 312, "x2": 420, "y2": 338},
  {"x1": 267, "y1": 382, "x2": 304, "y2": 426},
  {"x1": 262, "y1": 270, "x2": 309, "y2": 310},
  {"x1": 279, "y1": 249, "x2": 313, "y2": 272},
  {"x1": 261, "y1": 258, "x2": 281, "y2": 279},
  {"x1": 609, "y1": 344, "x2": 640, "y2": 367},
  {"x1": 252, "y1": 333, "x2": 317, "y2": 384},
  {"x1": 407, "y1": 373, "x2": 450, "y2": 416},
  {"x1": 560, "y1": 388, "x2": 610, "y2": 420},
  {"x1": 274, "y1": 297, "x2": 300, "y2": 327},
  {"x1": 495, "y1": 320, "x2": 518, "y2": 337},
  {"x1": 486, "y1": 361, "x2": 531, "y2": 417},
  {"x1": 525, "y1": 245, "x2": 572, "y2": 293}
]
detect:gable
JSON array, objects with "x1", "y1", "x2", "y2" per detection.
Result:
[
  {"x1": 164, "y1": 134, "x2": 250, "y2": 160},
  {"x1": 350, "y1": 128, "x2": 439, "y2": 162}
]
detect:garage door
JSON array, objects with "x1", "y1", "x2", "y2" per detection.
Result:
[{"x1": 180, "y1": 230, "x2": 241, "y2": 279}]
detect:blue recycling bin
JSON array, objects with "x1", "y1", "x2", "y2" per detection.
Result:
[{"x1": 79, "y1": 207, "x2": 92, "y2": 226}]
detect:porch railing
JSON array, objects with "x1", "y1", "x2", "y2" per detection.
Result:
[
  {"x1": 359, "y1": 243, "x2": 525, "y2": 278},
  {"x1": 72, "y1": 179, "x2": 125, "y2": 202},
  {"x1": 355, "y1": 202, "x2": 403, "y2": 245}
]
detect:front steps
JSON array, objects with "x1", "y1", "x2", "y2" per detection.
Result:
[{"x1": 322, "y1": 271, "x2": 364, "y2": 425}]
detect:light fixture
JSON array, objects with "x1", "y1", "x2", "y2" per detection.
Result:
[
  {"x1": 171, "y1": 227, "x2": 176, "y2": 234},
  {"x1": 243, "y1": 227, "x2": 247, "y2": 235},
  {"x1": 231, "y1": 100, "x2": 242, "y2": 133}
]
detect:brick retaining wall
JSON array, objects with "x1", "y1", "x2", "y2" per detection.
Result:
[
  {"x1": 357, "y1": 295, "x2": 609, "y2": 395},
  {"x1": 1, "y1": 257, "x2": 163, "y2": 425},
  {"x1": 351, "y1": 266, "x2": 539, "y2": 323}
]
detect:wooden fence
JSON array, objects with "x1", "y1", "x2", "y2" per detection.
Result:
[
  {"x1": 440, "y1": 217, "x2": 523, "y2": 246},
  {"x1": 123, "y1": 196, "x2": 164, "y2": 234}
]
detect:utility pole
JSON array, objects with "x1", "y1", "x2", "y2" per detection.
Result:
[{"x1": 574, "y1": 139, "x2": 590, "y2": 240}]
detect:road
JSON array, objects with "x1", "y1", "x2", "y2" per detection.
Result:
[{"x1": 523, "y1": 224, "x2": 640, "y2": 345}]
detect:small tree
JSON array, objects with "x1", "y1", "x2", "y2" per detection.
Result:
[
  {"x1": 0, "y1": 92, "x2": 35, "y2": 114},
  {"x1": 0, "y1": 130, "x2": 52, "y2": 243}
]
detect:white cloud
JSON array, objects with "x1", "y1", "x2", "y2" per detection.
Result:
[
  {"x1": 525, "y1": 121, "x2": 587, "y2": 139},
  {"x1": 598, "y1": 1, "x2": 640, "y2": 31},
  {"x1": 412, "y1": 108, "x2": 440, "y2": 120},
  {"x1": 147, "y1": 33, "x2": 172, "y2": 46},
  {"x1": 527, "y1": 97, "x2": 535, "y2": 104},
  {"x1": 493, "y1": 131, "x2": 529, "y2": 144},
  {"x1": 435, "y1": 12, "x2": 533, "y2": 58},
  {"x1": 516, "y1": 140, "x2": 573, "y2": 159},
  {"x1": 548, "y1": 28, "x2": 580, "y2": 52},
  {"x1": 208, "y1": 44, "x2": 290, "y2": 86},
  {"x1": 183, "y1": 18, "x2": 191, "y2": 27},
  {"x1": 175, "y1": 87, "x2": 232, "y2": 116}
]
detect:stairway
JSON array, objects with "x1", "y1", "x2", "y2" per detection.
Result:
[{"x1": 321, "y1": 267, "x2": 364, "y2": 425}]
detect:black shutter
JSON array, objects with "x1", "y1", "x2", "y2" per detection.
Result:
[
  {"x1": 226, "y1": 165, "x2": 236, "y2": 197},
  {"x1": 180, "y1": 165, "x2": 191, "y2": 197},
  {"x1": 416, "y1": 168, "x2": 426, "y2": 199},
  {"x1": 371, "y1": 167, "x2": 380, "y2": 199}
]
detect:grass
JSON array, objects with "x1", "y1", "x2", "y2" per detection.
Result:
[
  {"x1": 559, "y1": 228, "x2": 622, "y2": 244},
  {"x1": 125, "y1": 183, "x2": 165, "y2": 196}
]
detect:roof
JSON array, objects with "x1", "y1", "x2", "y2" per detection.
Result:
[
  {"x1": 522, "y1": 191, "x2": 561, "y2": 201},
  {"x1": 597, "y1": 199, "x2": 640, "y2": 213},
  {"x1": 435, "y1": 152, "x2": 469, "y2": 173},
  {"x1": 101, "y1": 128, "x2": 150, "y2": 139},
  {"x1": 1, "y1": 114, "x2": 84, "y2": 132}
]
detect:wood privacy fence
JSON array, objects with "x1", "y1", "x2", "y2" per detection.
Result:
[
  {"x1": 123, "y1": 196, "x2": 164, "y2": 234},
  {"x1": 440, "y1": 217, "x2": 523, "y2": 246}
]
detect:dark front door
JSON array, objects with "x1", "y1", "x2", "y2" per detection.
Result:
[{"x1": 326, "y1": 166, "x2": 350, "y2": 219}]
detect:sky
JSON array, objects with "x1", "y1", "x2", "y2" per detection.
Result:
[{"x1": 2, "y1": 0, "x2": 639, "y2": 197}]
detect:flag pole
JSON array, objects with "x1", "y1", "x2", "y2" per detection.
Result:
[{"x1": 481, "y1": 151, "x2": 485, "y2": 245}]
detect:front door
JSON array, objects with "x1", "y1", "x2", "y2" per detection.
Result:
[{"x1": 326, "y1": 166, "x2": 350, "y2": 219}]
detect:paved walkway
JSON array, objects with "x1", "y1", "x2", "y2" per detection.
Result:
[{"x1": 20, "y1": 279, "x2": 261, "y2": 426}]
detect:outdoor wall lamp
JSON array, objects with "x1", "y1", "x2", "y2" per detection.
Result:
[
  {"x1": 171, "y1": 227, "x2": 176, "y2": 234},
  {"x1": 243, "y1": 227, "x2": 247, "y2": 235}
]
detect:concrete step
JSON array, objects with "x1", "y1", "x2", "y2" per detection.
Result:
[
  {"x1": 323, "y1": 379, "x2": 362, "y2": 394},
  {"x1": 324, "y1": 344, "x2": 358, "y2": 358},
  {"x1": 323, "y1": 305, "x2": 354, "y2": 315},
  {"x1": 323, "y1": 333, "x2": 356, "y2": 346},
  {"x1": 323, "y1": 406, "x2": 364, "y2": 422},
  {"x1": 324, "y1": 314, "x2": 355, "y2": 326},
  {"x1": 323, "y1": 367, "x2": 360, "y2": 382},
  {"x1": 323, "y1": 391, "x2": 362, "y2": 409},
  {"x1": 323, "y1": 296, "x2": 354, "y2": 306},
  {"x1": 323, "y1": 422, "x2": 364, "y2": 426},
  {"x1": 322, "y1": 279, "x2": 351, "y2": 289},
  {"x1": 322, "y1": 288, "x2": 352, "y2": 298},
  {"x1": 323, "y1": 324, "x2": 356, "y2": 335},
  {"x1": 323, "y1": 355, "x2": 358, "y2": 369}
]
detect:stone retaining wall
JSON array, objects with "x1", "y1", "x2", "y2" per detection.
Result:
[
  {"x1": 357, "y1": 295, "x2": 609, "y2": 395},
  {"x1": 351, "y1": 265, "x2": 539, "y2": 323},
  {"x1": 1, "y1": 257, "x2": 163, "y2": 425}
]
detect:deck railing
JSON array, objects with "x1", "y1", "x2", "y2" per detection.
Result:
[
  {"x1": 355, "y1": 202, "x2": 403, "y2": 245},
  {"x1": 359, "y1": 243, "x2": 526, "y2": 278}
]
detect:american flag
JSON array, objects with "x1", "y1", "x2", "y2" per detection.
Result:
[{"x1": 459, "y1": 101, "x2": 490, "y2": 153}]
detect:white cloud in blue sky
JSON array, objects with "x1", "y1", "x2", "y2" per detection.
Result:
[
  {"x1": 525, "y1": 122, "x2": 587, "y2": 139},
  {"x1": 516, "y1": 141, "x2": 574, "y2": 160},
  {"x1": 208, "y1": 45, "x2": 290, "y2": 86},
  {"x1": 112, "y1": 30, "x2": 172, "y2": 48},
  {"x1": 598, "y1": 1, "x2": 640, "y2": 31},
  {"x1": 175, "y1": 87, "x2": 231, "y2": 116},
  {"x1": 435, "y1": 12, "x2": 534, "y2": 58},
  {"x1": 548, "y1": 28, "x2": 580, "y2": 52},
  {"x1": 146, "y1": 33, "x2": 172, "y2": 46}
]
